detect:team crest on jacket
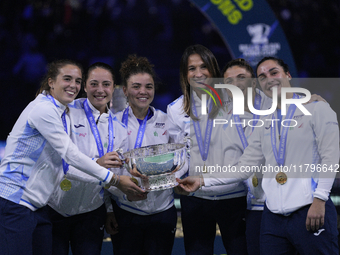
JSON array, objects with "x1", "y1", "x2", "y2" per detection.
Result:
[{"x1": 154, "y1": 122, "x2": 165, "y2": 129}]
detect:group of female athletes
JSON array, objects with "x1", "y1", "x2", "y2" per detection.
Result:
[{"x1": 0, "y1": 44, "x2": 338, "y2": 255}]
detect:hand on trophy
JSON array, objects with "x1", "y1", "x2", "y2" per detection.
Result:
[
  {"x1": 116, "y1": 175, "x2": 147, "y2": 197},
  {"x1": 105, "y1": 212, "x2": 119, "y2": 235},
  {"x1": 123, "y1": 143, "x2": 186, "y2": 191},
  {"x1": 174, "y1": 185, "x2": 190, "y2": 195},
  {"x1": 177, "y1": 176, "x2": 203, "y2": 193},
  {"x1": 96, "y1": 151, "x2": 123, "y2": 168}
]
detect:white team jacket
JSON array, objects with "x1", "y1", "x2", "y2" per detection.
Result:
[
  {"x1": 206, "y1": 101, "x2": 339, "y2": 215},
  {"x1": 109, "y1": 106, "x2": 176, "y2": 215},
  {"x1": 0, "y1": 93, "x2": 113, "y2": 211},
  {"x1": 233, "y1": 89, "x2": 272, "y2": 211},
  {"x1": 48, "y1": 98, "x2": 128, "y2": 216},
  {"x1": 167, "y1": 94, "x2": 246, "y2": 200}
]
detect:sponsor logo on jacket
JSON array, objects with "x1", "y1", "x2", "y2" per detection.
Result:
[{"x1": 154, "y1": 122, "x2": 165, "y2": 129}]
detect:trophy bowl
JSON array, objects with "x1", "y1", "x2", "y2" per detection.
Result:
[{"x1": 123, "y1": 143, "x2": 186, "y2": 191}]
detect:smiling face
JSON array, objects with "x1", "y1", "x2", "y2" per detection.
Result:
[
  {"x1": 123, "y1": 72, "x2": 155, "y2": 114},
  {"x1": 48, "y1": 64, "x2": 82, "y2": 105},
  {"x1": 223, "y1": 65, "x2": 254, "y2": 99},
  {"x1": 256, "y1": 59, "x2": 291, "y2": 99},
  {"x1": 187, "y1": 53, "x2": 212, "y2": 91},
  {"x1": 85, "y1": 67, "x2": 114, "y2": 114}
]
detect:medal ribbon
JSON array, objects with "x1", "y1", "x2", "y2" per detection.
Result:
[
  {"x1": 84, "y1": 99, "x2": 114, "y2": 157},
  {"x1": 234, "y1": 92, "x2": 262, "y2": 150},
  {"x1": 191, "y1": 95, "x2": 213, "y2": 162},
  {"x1": 252, "y1": 92, "x2": 262, "y2": 132},
  {"x1": 122, "y1": 107, "x2": 150, "y2": 149},
  {"x1": 46, "y1": 94, "x2": 69, "y2": 175},
  {"x1": 233, "y1": 114, "x2": 248, "y2": 150},
  {"x1": 271, "y1": 94, "x2": 298, "y2": 166}
]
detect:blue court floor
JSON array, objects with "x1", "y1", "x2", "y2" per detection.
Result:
[{"x1": 70, "y1": 236, "x2": 226, "y2": 255}]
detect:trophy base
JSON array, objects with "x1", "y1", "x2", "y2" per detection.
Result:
[{"x1": 141, "y1": 172, "x2": 178, "y2": 192}]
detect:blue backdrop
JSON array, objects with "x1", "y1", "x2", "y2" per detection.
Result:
[{"x1": 190, "y1": 0, "x2": 297, "y2": 76}]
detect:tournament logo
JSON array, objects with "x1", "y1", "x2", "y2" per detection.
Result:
[
  {"x1": 238, "y1": 22, "x2": 281, "y2": 66},
  {"x1": 247, "y1": 23, "x2": 270, "y2": 44}
]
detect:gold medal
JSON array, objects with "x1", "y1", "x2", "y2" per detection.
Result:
[
  {"x1": 275, "y1": 172, "x2": 287, "y2": 185},
  {"x1": 252, "y1": 175, "x2": 258, "y2": 187},
  {"x1": 202, "y1": 163, "x2": 207, "y2": 173},
  {"x1": 131, "y1": 177, "x2": 139, "y2": 186},
  {"x1": 60, "y1": 178, "x2": 72, "y2": 191}
]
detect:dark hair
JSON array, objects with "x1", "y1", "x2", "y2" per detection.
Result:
[
  {"x1": 221, "y1": 58, "x2": 255, "y2": 78},
  {"x1": 120, "y1": 55, "x2": 156, "y2": 88},
  {"x1": 36, "y1": 59, "x2": 84, "y2": 97},
  {"x1": 179, "y1": 44, "x2": 221, "y2": 117},
  {"x1": 222, "y1": 58, "x2": 261, "y2": 92},
  {"x1": 256, "y1": 56, "x2": 289, "y2": 75},
  {"x1": 85, "y1": 62, "x2": 115, "y2": 83},
  {"x1": 80, "y1": 62, "x2": 116, "y2": 98}
]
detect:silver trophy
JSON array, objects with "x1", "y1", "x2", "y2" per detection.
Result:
[{"x1": 123, "y1": 143, "x2": 186, "y2": 191}]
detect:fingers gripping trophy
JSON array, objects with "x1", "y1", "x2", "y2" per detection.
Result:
[{"x1": 123, "y1": 143, "x2": 186, "y2": 191}]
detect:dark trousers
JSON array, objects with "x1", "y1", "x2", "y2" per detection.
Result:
[
  {"x1": 245, "y1": 210, "x2": 262, "y2": 255},
  {"x1": 48, "y1": 203, "x2": 106, "y2": 255},
  {"x1": 0, "y1": 197, "x2": 52, "y2": 255},
  {"x1": 180, "y1": 195, "x2": 248, "y2": 255},
  {"x1": 261, "y1": 199, "x2": 339, "y2": 255},
  {"x1": 111, "y1": 200, "x2": 177, "y2": 255}
]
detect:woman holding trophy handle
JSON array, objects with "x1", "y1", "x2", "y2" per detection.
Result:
[
  {"x1": 47, "y1": 62, "x2": 145, "y2": 255},
  {"x1": 167, "y1": 44, "x2": 248, "y2": 255},
  {"x1": 178, "y1": 56, "x2": 339, "y2": 254},
  {"x1": 0, "y1": 60, "x2": 137, "y2": 255},
  {"x1": 219, "y1": 58, "x2": 327, "y2": 254},
  {"x1": 106, "y1": 55, "x2": 181, "y2": 255}
]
